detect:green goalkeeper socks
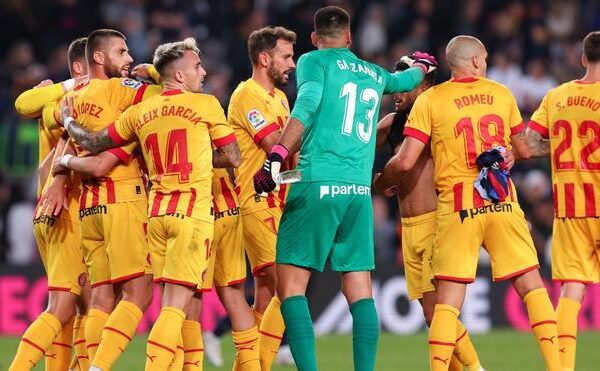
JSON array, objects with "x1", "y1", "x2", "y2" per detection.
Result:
[
  {"x1": 350, "y1": 298, "x2": 379, "y2": 371},
  {"x1": 281, "y1": 296, "x2": 317, "y2": 371}
]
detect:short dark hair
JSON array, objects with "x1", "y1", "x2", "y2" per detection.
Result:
[
  {"x1": 314, "y1": 6, "x2": 350, "y2": 38},
  {"x1": 247, "y1": 26, "x2": 296, "y2": 66},
  {"x1": 86, "y1": 29, "x2": 126, "y2": 64},
  {"x1": 68, "y1": 37, "x2": 87, "y2": 66},
  {"x1": 395, "y1": 59, "x2": 436, "y2": 87},
  {"x1": 583, "y1": 31, "x2": 600, "y2": 63}
]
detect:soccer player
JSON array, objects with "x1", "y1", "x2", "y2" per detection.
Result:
[
  {"x1": 525, "y1": 31, "x2": 600, "y2": 371},
  {"x1": 202, "y1": 168, "x2": 261, "y2": 370},
  {"x1": 254, "y1": 6, "x2": 429, "y2": 371},
  {"x1": 58, "y1": 37, "x2": 242, "y2": 371},
  {"x1": 9, "y1": 37, "x2": 90, "y2": 371},
  {"x1": 50, "y1": 28, "x2": 161, "y2": 370},
  {"x1": 375, "y1": 53, "x2": 484, "y2": 371},
  {"x1": 227, "y1": 26, "x2": 297, "y2": 369},
  {"x1": 376, "y1": 35, "x2": 560, "y2": 371}
]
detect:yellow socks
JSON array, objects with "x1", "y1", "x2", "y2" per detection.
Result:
[
  {"x1": 9, "y1": 312, "x2": 62, "y2": 371},
  {"x1": 182, "y1": 320, "x2": 204, "y2": 370},
  {"x1": 448, "y1": 356, "x2": 462, "y2": 371},
  {"x1": 232, "y1": 326, "x2": 261, "y2": 371},
  {"x1": 524, "y1": 288, "x2": 560, "y2": 371},
  {"x1": 454, "y1": 320, "x2": 482, "y2": 370},
  {"x1": 232, "y1": 309, "x2": 263, "y2": 371},
  {"x1": 169, "y1": 335, "x2": 184, "y2": 371},
  {"x1": 85, "y1": 309, "x2": 110, "y2": 363},
  {"x1": 92, "y1": 300, "x2": 143, "y2": 370},
  {"x1": 73, "y1": 315, "x2": 89, "y2": 371},
  {"x1": 45, "y1": 315, "x2": 74, "y2": 371},
  {"x1": 557, "y1": 297, "x2": 581, "y2": 370},
  {"x1": 428, "y1": 304, "x2": 459, "y2": 371},
  {"x1": 259, "y1": 297, "x2": 285, "y2": 370},
  {"x1": 145, "y1": 306, "x2": 186, "y2": 371}
]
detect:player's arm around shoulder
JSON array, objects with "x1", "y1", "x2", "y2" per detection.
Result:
[
  {"x1": 15, "y1": 79, "x2": 65, "y2": 118},
  {"x1": 60, "y1": 95, "x2": 132, "y2": 154},
  {"x1": 524, "y1": 93, "x2": 552, "y2": 158}
]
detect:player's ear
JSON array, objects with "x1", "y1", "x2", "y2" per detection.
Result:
[
  {"x1": 174, "y1": 70, "x2": 185, "y2": 84},
  {"x1": 582, "y1": 54, "x2": 588, "y2": 69},
  {"x1": 93, "y1": 51, "x2": 104, "y2": 65},
  {"x1": 310, "y1": 32, "x2": 318, "y2": 48},
  {"x1": 72, "y1": 61, "x2": 83, "y2": 75},
  {"x1": 258, "y1": 51, "x2": 270, "y2": 68},
  {"x1": 472, "y1": 55, "x2": 480, "y2": 71},
  {"x1": 345, "y1": 29, "x2": 352, "y2": 47}
]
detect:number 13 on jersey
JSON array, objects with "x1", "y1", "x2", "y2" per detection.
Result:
[{"x1": 340, "y1": 82, "x2": 379, "y2": 143}]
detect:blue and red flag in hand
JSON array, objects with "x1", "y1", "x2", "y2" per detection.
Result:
[{"x1": 474, "y1": 146, "x2": 509, "y2": 203}]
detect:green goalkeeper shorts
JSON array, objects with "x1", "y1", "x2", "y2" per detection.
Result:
[{"x1": 276, "y1": 181, "x2": 375, "y2": 272}]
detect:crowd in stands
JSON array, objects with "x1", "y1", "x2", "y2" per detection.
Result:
[{"x1": 0, "y1": 0, "x2": 597, "y2": 268}]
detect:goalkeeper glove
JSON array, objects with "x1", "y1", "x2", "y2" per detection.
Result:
[
  {"x1": 254, "y1": 144, "x2": 289, "y2": 194},
  {"x1": 400, "y1": 51, "x2": 438, "y2": 74}
]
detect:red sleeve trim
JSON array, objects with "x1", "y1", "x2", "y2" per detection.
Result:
[
  {"x1": 212, "y1": 132, "x2": 237, "y2": 147},
  {"x1": 107, "y1": 147, "x2": 132, "y2": 164},
  {"x1": 253, "y1": 122, "x2": 280, "y2": 144},
  {"x1": 132, "y1": 83, "x2": 148, "y2": 105},
  {"x1": 528, "y1": 120, "x2": 549, "y2": 139},
  {"x1": 403, "y1": 127, "x2": 430, "y2": 144},
  {"x1": 107, "y1": 123, "x2": 128, "y2": 146},
  {"x1": 510, "y1": 121, "x2": 526, "y2": 136}
]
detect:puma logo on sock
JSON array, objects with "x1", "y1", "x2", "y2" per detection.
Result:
[
  {"x1": 540, "y1": 336, "x2": 555, "y2": 344},
  {"x1": 433, "y1": 356, "x2": 449, "y2": 365}
]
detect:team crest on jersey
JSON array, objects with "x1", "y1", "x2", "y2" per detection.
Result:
[
  {"x1": 121, "y1": 78, "x2": 142, "y2": 89},
  {"x1": 281, "y1": 99, "x2": 289, "y2": 111},
  {"x1": 247, "y1": 109, "x2": 267, "y2": 129}
]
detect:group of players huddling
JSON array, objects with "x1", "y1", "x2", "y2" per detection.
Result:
[{"x1": 8, "y1": 4, "x2": 599, "y2": 371}]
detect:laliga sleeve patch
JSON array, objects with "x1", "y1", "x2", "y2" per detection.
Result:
[
  {"x1": 121, "y1": 78, "x2": 142, "y2": 89},
  {"x1": 247, "y1": 109, "x2": 268, "y2": 130}
]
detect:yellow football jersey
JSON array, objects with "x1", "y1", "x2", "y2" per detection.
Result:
[
  {"x1": 405, "y1": 77, "x2": 523, "y2": 214},
  {"x1": 212, "y1": 168, "x2": 240, "y2": 219},
  {"x1": 14, "y1": 82, "x2": 67, "y2": 195},
  {"x1": 110, "y1": 89, "x2": 236, "y2": 222},
  {"x1": 34, "y1": 133, "x2": 82, "y2": 223},
  {"x1": 227, "y1": 78, "x2": 290, "y2": 215},
  {"x1": 530, "y1": 80, "x2": 600, "y2": 217},
  {"x1": 69, "y1": 78, "x2": 160, "y2": 208}
]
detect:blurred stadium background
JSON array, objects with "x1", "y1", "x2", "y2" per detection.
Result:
[{"x1": 0, "y1": 0, "x2": 599, "y2": 369}]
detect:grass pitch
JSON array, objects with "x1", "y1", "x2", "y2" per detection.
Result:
[{"x1": 1, "y1": 330, "x2": 599, "y2": 370}]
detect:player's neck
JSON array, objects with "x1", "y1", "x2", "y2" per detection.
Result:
[
  {"x1": 580, "y1": 65, "x2": 600, "y2": 83},
  {"x1": 162, "y1": 82, "x2": 186, "y2": 93},
  {"x1": 316, "y1": 39, "x2": 347, "y2": 49},
  {"x1": 251, "y1": 70, "x2": 275, "y2": 94},
  {"x1": 451, "y1": 69, "x2": 479, "y2": 81},
  {"x1": 89, "y1": 65, "x2": 109, "y2": 80}
]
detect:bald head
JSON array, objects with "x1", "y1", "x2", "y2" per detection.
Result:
[{"x1": 446, "y1": 35, "x2": 487, "y2": 76}]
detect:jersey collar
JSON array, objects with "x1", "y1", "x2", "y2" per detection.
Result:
[{"x1": 161, "y1": 89, "x2": 184, "y2": 96}]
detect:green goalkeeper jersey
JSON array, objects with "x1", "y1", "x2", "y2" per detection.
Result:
[{"x1": 290, "y1": 47, "x2": 423, "y2": 185}]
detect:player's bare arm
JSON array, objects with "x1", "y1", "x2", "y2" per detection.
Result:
[
  {"x1": 55, "y1": 150, "x2": 121, "y2": 178},
  {"x1": 524, "y1": 127, "x2": 551, "y2": 158},
  {"x1": 376, "y1": 136, "x2": 426, "y2": 191},
  {"x1": 375, "y1": 113, "x2": 395, "y2": 150},
  {"x1": 510, "y1": 130, "x2": 532, "y2": 161},
  {"x1": 60, "y1": 96, "x2": 119, "y2": 154},
  {"x1": 278, "y1": 117, "x2": 305, "y2": 154},
  {"x1": 213, "y1": 141, "x2": 242, "y2": 168}
]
